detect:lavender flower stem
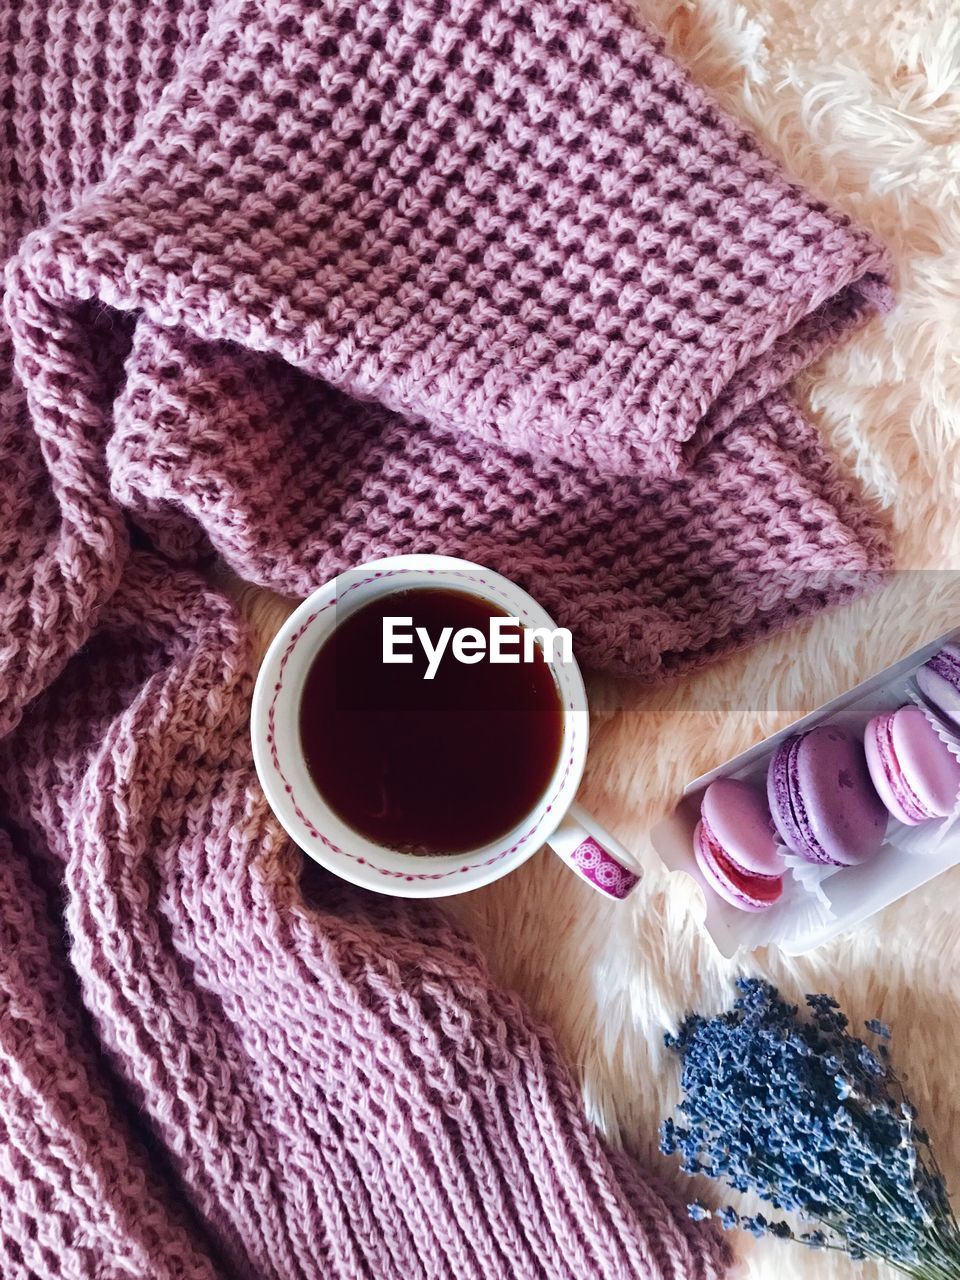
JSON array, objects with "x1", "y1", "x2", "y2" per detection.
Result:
[{"x1": 662, "y1": 981, "x2": 960, "y2": 1275}]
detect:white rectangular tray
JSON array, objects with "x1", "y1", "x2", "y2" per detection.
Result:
[{"x1": 650, "y1": 627, "x2": 960, "y2": 956}]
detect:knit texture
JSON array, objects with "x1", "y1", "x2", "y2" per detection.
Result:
[
  {"x1": 0, "y1": 0, "x2": 888, "y2": 1274},
  {"x1": 0, "y1": 557, "x2": 732, "y2": 1279},
  {"x1": 0, "y1": 0, "x2": 893, "y2": 733}
]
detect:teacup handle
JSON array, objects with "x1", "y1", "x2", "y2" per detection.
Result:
[{"x1": 546, "y1": 802, "x2": 642, "y2": 900}]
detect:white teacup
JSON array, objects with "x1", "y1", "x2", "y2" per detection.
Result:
[{"x1": 251, "y1": 554, "x2": 642, "y2": 900}]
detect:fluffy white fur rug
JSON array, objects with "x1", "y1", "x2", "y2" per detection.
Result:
[{"x1": 234, "y1": 2, "x2": 960, "y2": 1275}]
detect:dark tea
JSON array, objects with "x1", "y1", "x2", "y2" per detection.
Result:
[{"x1": 299, "y1": 588, "x2": 564, "y2": 855}]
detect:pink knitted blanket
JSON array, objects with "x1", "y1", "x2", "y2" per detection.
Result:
[{"x1": 0, "y1": 0, "x2": 888, "y2": 1274}]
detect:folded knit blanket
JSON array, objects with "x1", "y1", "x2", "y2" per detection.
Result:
[
  {"x1": 0, "y1": 555, "x2": 731, "y2": 1279},
  {"x1": 0, "y1": 0, "x2": 888, "y2": 1275}
]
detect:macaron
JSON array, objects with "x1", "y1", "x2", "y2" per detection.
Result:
[
  {"x1": 766, "y1": 724, "x2": 887, "y2": 866},
  {"x1": 865, "y1": 704, "x2": 960, "y2": 826},
  {"x1": 916, "y1": 644, "x2": 960, "y2": 729},
  {"x1": 693, "y1": 778, "x2": 783, "y2": 912}
]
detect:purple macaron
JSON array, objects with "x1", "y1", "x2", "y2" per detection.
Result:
[
  {"x1": 865, "y1": 704, "x2": 960, "y2": 826},
  {"x1": 693, "y1": 778, "x2": 784, "y2": 912},
  {"x1": 766, "y1": 724, "x2": 887, "y2": 866},
  {"x1": 916, "y1": 644, "x2": 960, "y2": 729}
]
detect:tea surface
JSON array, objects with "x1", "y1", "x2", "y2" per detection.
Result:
[{"x1": 299, "y1": 588, "x2": 564, "y2": 854}]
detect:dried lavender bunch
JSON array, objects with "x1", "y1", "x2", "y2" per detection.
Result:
[{"x1": 661, "y1": 979, "x2": 960, "y2": 1278}]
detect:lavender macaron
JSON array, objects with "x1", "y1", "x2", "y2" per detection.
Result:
[
  {"x1": 916, "y1": 644, "x2": 960, "y2": 728},
  {"x1": 865, "y1": 704, "x2": 960, "y2": 826},
  {"x1": 766, "y1": 725, "x2": 887, "y2": 866},
  {"x1": 693, "y1": 778, "x2": 784, "y2": 912}
]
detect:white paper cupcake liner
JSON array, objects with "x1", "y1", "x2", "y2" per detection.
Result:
[
  {"x1": 780, "y1": 849, "x2": 840, "y2": 912},
  {"x1": 713, "y1": 862, "x2": 836, "y2": 952}
]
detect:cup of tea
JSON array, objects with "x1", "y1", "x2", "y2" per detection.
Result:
[{"x1": 251, "y1": 554, "x2": 642, "y2": 899}]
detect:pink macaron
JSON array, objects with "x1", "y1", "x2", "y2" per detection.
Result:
[
  {"x1": 693, "y1": 778, "x2": 784, "y2": 912},
  {"x1": 865, "y1": 704, "x2": 960, "y2": 826}
]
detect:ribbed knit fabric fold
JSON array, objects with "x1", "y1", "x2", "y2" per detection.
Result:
[
  {"x1": 0, "y1": 0, "x2": 891, "y2": 733},
  {"x1": 0, "y1": 0, "x2": 889, "y2": 1273},
  {"x1": 0, "y1": 556, "x2": 729, "y2": 1279}
]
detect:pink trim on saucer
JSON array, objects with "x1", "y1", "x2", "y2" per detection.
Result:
[
  {"x1": 568, "y1": 837, "x2": 640, "y2": 899},
  {"x1": 264, "y1": 569, "x2": 579, "y2": 881}
]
